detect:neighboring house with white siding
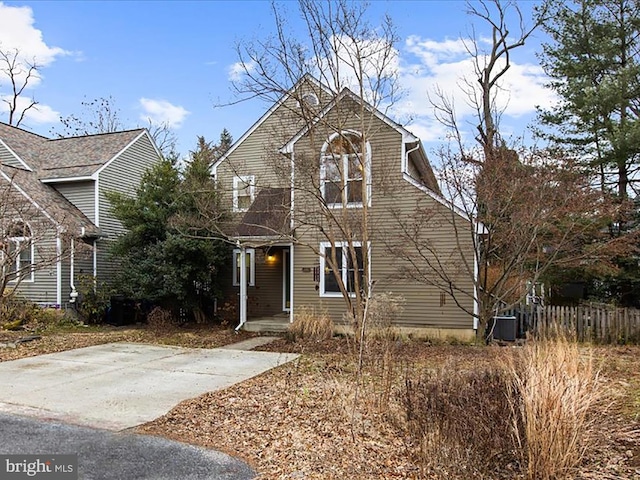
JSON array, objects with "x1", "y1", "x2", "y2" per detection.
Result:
[
  {"x1": 214, "y1": 76, "x2": 478, "y2": 339},
  {"x1": 0, "y1": 122, "x2": 162, "y2": 308}
]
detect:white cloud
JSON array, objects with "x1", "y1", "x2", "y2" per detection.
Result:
[
  {"x1": 139, "y1": 98, "x2": 189, "y2": 129},
  {"x1": 0, "y1": 2, "x2": 70, "y2": 89},
  {"x1": 0, "y1": 2, "x2": 70, "y2": 125},
  {"x1": 0, "y1": 95, "x2": 59, "y2": 124},
  {"x1": 228, "y1": 61, "x2": 256, "y2": 82},
  {"x1": 394, "y1": 35, "x2": 557, "y2": 145},
  {"x1": 315, "y1": 35, "x2": 400, "y2": 105}
]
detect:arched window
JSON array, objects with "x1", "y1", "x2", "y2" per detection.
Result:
[
  {"x1": 5, "y1": 221, "x2": 34, "y2": 282},
  {"x1": 320, "y1": 132, "x2": 369, "y2": 206}
]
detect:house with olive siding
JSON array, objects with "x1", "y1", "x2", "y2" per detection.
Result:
[
  {"x1": 0, "y1": 122, "x2": 161, "y2": 308},
  {"x1": 214, "y1": 77, "x2": 478, "y2": 339}
]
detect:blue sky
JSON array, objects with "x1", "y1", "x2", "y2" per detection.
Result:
[{"x1": 0, "y1": 0, "x2": 552, "y2": 157}]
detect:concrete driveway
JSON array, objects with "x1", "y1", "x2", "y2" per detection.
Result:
[{"x1": 0, "y1": 342, "x2": 298, "y2": 431}]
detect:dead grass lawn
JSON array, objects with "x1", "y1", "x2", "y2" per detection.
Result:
[{"x1": 3, "y1": 326, "x2": 640, "y2": 479}]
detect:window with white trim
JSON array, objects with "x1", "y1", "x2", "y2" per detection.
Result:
[
  {"x1": 321, "y1": 132, "x2": 369, "y2": 207},
  {"x1": 319, "y1": 242, "x2": 367, "y2": 297},
  {"x1": 5, "y1": 221, "x2": 34, "y2": 283},
  {"x1": 232, "y1": 248, "x2": 255, "y2": 286},
  {"x1": 301, "y1": 92, "x2": 319, "y2": 106},
  {"x1": 233, "y1": 175, "x2": 255, "y2": 212}
]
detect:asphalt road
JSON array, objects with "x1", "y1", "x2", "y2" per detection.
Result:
[{"x1": 0, "y1": 413, "x2": 255, "y2": 479}]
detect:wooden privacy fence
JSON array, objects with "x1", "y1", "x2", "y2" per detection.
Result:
[{"x1": 509, "y1": 304, "x2": 640, "y2": 344}]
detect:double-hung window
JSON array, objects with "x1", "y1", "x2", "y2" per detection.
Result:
[
  {"x1": 4, "y1": 222, "x2": 34, "y2": 282},
  {"x1": 233, "y1": 175, "x2": 255, "y2": 212},
  {"x1": 232, "y1": 248, "x2": 255, "y2": 287},
  {"x1": 320, "y1": 242, "x2": 367, "y2": 297},
  {"x1": 320, "y1": 132, "x2": 368, "y2": 207}
]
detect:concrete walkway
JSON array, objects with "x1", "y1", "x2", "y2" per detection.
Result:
[{"x1": 0, "y1": 341, "x2": 297, "y2": 431}]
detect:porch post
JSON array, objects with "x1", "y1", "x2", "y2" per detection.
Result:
[
  {"x1": 236, "y1": 245, "x2": 248, "y2": 331},
  {"x1": 289, "y1": 243, "x2": 294, "y2": 324}
]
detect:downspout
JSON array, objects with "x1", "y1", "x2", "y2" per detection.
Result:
[
  {"x1": 404, "y1": 142, "x2": 420, "y2": 174},
  {"x1": 473, "y1": 221, "x2": 484, "y2": 335},
  {"x1": 473, "y1": 234, "x2": 480, "y2": 332},
  {"x1": 69, "y1": 239, "x2": 78, "y2": 304},
  {"x1": 93, "y1": 239, "x2": 98, "y2": 279},
  {"x1": 235, "y1": 243, "x2": 248, "y2": 332},
  {"x1": 55, "y1": 234, "x2": 62, "y2": 307}
]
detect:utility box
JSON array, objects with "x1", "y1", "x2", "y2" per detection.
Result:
[
  {"x1": 489, "y1": 316, "x2": 517, "y2": 342},
  {"x1": 108, "y1": 296, "x2": 136, "y2": 326}
]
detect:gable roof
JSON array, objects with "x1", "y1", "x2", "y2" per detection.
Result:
[
  {"x1": 0, "y1": 123, "x2": 47, "y2": 170},
  {"x1": 212, "y1": 74, "x2": 333, "y2": 173},
  {"x1": 0, "y1": 122, "x2": 157, "y2": 238},
  {"x1": 0, "y1": 165, "x2": 99, "y2": 237},
  {"x1": 37, "y1": 129, "x2": 146, "y2": 180},
  {"x1": 280, "y1": 87, "x2": 419, "y2": 154}
]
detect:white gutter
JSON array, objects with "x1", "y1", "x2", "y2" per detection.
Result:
[{"x1": 404, "y1": 141, "x2": 420, "y2": 174}]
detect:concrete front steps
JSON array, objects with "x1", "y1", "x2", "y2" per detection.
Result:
[{"x1": 242, "y1": 314, "x2": 291, "y2": 333}]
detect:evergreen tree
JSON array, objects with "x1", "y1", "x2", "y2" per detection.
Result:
[
  {"x1": 108, "y1": 135, "x2": 230, "y2": 320},
  {"x1": 538, "y1": 0, "x2": 640, "y2": 200},
  {"x1": 537, "y1": 0, "x2": 640, "y2": 305}
]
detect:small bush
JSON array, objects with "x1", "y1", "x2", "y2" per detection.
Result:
[
  {"x1": 1, "y1": 299, "x2": 80, "y2": 331},
  {"x1": 401, "y1": 337, "x2": 611, "y2": 479},
  {"x1": 76, "y1": 275, "x2": 112, "y2": 324},
  {"x1": 146, "y1": 307, "x2": 178, "y2": 333},
  {"x1": 364, "y1": 292, "x2": 404, "y2": 341},
  {"x1": 288, "y1": 306, "x2": 334, "y2": 341},
  {"x1": 0, "y1": 298, "x2": 40, "y2": 330}
]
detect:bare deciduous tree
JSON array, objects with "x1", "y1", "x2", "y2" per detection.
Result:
[
  {"x1": 52, "y1": 96, "x2": 177, "y2": 156},
  {"x1": 226, "y1": 0, "x2": 401, "y2": 333},
  {"x1": 388, "y1": 0, "x2": 638, "y2": 334},
  {"x1": 0, "y1": 47, "x2": 40, "y2": 127}
]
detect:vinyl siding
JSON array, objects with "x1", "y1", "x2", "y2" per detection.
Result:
[
  {"x1": 218, "y1": 90, "x2": 475, "y2": 331},
  {"x1": 96, "y1": 133, "x2": 160, "y2": 284},
  {"x1": 51, "y1": 181, "x2": 96, "y2": 223},
  {"x1": 216, "y1": 89, "x2": 324, "y2": 230},
  {"x1": 12, "y1": 232, "x2": 59, "y2": 305},
  {"x1": 290, "y1": 108, "x2": 475, "y2": 329},
  {"x1": 0, "y1": 142, "x2": 26, "y2": 169}
]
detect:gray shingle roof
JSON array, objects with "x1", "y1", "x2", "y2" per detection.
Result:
[
  {"x1": 234, "y1": 188, "x2": 291, "y2": 238},
  {"x1": 37, "y1": 129, "x2": 143, "y2": 179},
  {"x1": 0, "y1": 122, "x2": 144, "y2": 179},
  {"x1": 0, "y1": 165, "x2": 100, "y2": 237},
  {"x1": 0, "y1": 122, "x2": 145, "y2": 238}
]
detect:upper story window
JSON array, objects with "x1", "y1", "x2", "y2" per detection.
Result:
[
  {"x1": 3, "y1": 221, "x2": 34, "y2": 283},
  {"x1": 320, "y1": 132, "x2": 370, "y2": 208},
  {"x1": 301, "y1": 93, "x2": 319, "y2": 107},
  {"x1": 233, "y1": 175, "x2": 255, "y2": 212}
]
